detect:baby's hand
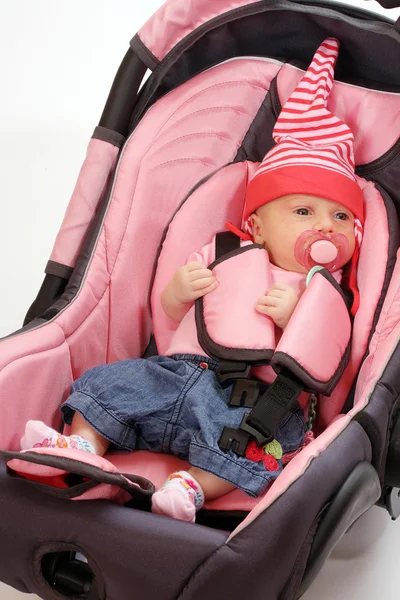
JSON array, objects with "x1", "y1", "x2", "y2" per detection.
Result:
[
  {"x1": 161, "y1": 262, "x2": 218, "y2": 322},
  {"x1": 255, "y1": 283, "x2": 299, "y2": 329},
  {"x1": 168, "y1": 261, "x2": 218, "y2": 304}
]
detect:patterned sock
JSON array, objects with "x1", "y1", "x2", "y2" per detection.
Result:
[
  {"x1": 151, "y1": 471, "x2": 204, "y2": 523},
  {"x1": 21, "y1": 420, "x2": 96, "y2": 454}
]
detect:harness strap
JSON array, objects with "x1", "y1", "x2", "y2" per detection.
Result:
[
  {"x1": 215, "y1": 231, "x2": 304, "y2": 456},
  {"x1": 215, "y1": 230, "x2": 241, "y2": 259},
  {"x1": 242, "y1": 370, "x2": 303, "y2": 444},
  {"x1": 214, "y1": 232, "x2": 304, "y2": 456},
  {"x1": 214, "y1": 232, "x2": 252, "y2": 388},
  {"x1": 218, "y1": 370, "x2": 304, "y2": 455}
]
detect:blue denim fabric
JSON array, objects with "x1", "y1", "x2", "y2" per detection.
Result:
[{"x1": 61, "y1": 354, "x2": 306, "y2": 497}]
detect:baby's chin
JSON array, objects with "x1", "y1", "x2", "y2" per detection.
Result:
[{"x1": 270, "y1": 259, "x2": 308, "y2": 274}]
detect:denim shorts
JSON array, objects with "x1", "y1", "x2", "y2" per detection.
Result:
[{"x1": 61, "y1": 354, "x2": 306, "y2": 497}]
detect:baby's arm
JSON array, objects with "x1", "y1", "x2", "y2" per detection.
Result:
[
  {"x1": 161, "y1": 262, "x2": 219, "y2": 322},
  {"x1": 255, "y1": 282, "x2": 299, "y2": 329}
]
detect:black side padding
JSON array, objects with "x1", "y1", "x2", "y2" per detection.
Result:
[
  {"x1": 383, "y1": 409, "x2": 400, "y2": 488},
  {"x1": 23, "y1": 273, "x2": 70, "y2": 326},
  {"x1": 298, "y1": 461, "x2": 381, "y2": 598},
  {"x1": 234, "y1": 75, "x2": 280, "y2": 164}
]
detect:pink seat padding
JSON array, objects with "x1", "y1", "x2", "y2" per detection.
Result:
[
  {"x1": 109, "y1": 451, "x2": 265, "y2": 511},
  {"x1": 320, "y1": 178, "x2": 389, "y2": 424},
  {"x1": 93, "y1": 58, "x2": 280, "y2": 368},
  {"x1": 138, "y1": 0, "x2": 263, "y2": 62},
  {"x1": 273, "y1": 272, "x2": 351, "y2": 387},
  {"x1": 353, "y1": 249, "x2": 400, "y2": 411},
  {"x1": 49, "y1": 138, "x2": 120, "y2": 269},
  {"x1": 152, "y1": 160, "x2": 257, "y2": 355},
  {"x1": 201, "y1": 246, "x2": 275, "y2": 354},
  {"x1": 0, "y1": 59, "x2": 278, "y2": 451}
]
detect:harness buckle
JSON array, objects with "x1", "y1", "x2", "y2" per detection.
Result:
[
  {"x1": 218, "y1": 426, "x2": 250, "y2": 457},
  {"x1": 229, "y1": 379, "x2": 267, "y2": 408},
  {"x1": 218, "y1": 413, "x2": 274, "y2": 456},
  {"x1": 216, "y1": 361, "x2": 251, "y2": 387},
  {"x1": 239, "y1": 413, "x2": 273, "y2": 447}
]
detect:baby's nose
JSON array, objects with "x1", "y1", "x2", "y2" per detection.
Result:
[{"x1": 314, "y1": 217, "x2": 335, "y2": 234}]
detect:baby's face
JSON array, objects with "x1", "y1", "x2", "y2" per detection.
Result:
[{"x1": 250, "y1": 194, "x2": 356, "y2": 273}]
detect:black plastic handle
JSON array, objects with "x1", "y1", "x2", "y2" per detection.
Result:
[
  {"x1": 99, "y1": 49, "x2": 148, "y2": 137},
  {"x1": 374, "y1": 0, "x2": 400, "y2": 8}
]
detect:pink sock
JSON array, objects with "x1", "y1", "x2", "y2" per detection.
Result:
[
  {"x1": 151, "y1": 471, "x2": 204, "y2": 523},
  {"x1": 21, "y1": 420, "x2": 96, "y2": 454}
]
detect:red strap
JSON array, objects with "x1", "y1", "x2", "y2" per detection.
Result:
[{"x1": 225, "y1": 221, "x2": 253, "y2": 241}]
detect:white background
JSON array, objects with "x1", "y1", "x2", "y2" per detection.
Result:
[{"x1": 1, "y1": 1, "x2": 400, "y2": 598}]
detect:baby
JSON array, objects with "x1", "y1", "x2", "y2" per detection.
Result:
[{"x1": 21, "y1": 38, "x2": 364, "y2": 522}]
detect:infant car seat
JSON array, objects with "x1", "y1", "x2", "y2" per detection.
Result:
[{"x1": 1, "y1": 1, "x2": 400, "y2": 599}]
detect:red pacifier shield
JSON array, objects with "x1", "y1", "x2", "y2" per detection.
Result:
[{"x1": 294, "y1": 230, "x2": 349, "y2": 272}]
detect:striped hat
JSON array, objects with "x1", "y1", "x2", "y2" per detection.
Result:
[
  {"x1": 241, "y1": 38, "x2": 364, "y2": 314},
  {"x1": 244, "y1": 38, "x2": 363, "y2": 223}
]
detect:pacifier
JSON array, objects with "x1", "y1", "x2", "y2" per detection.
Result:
[{"x1": 294, "y1": 230, "x2": 349, "y2": 272}]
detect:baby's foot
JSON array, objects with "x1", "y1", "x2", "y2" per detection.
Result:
[
  {"x1": 21, "y1": 420, "x2": 95, "y2": 453},
  {"x1": 151, "y1": 471, "x2": 204, "y2": 523}
]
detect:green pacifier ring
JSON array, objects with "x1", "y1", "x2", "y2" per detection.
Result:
[{"x1": 306, "y1": 265, "x2": 325, "y2": 287}]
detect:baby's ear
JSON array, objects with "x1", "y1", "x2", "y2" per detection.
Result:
[{"x1": 250, "y1": 213, "x2": 262, "y2": 243}]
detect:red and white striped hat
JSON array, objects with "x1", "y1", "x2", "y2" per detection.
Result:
[
  {"x1": 244, "y1": 38, "x2": 363, "y2": 222},
  {"x1": 240, "y1": 38, "x2": 364, "y2": 314}
]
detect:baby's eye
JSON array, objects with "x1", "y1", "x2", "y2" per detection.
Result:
[
  {"x1": 295, "y1": 208, "x2": 310, "y2": 216},
  {"x1": 334, "y1": 212, "x2": 349, "y2": 221}
]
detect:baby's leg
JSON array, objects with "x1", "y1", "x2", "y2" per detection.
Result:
[
  {"x1": 188, "y1": 466, "x2": 235, "y2": 499},
  {"x1": 21, "y1": 412, "x2": 110, "y2": 456},
  {"x1": 151, "y1": 466, "x2": 235, "y2": 522},
  {"x1": 69, "y1": 412, "x2": 110, "y2": 455}
]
